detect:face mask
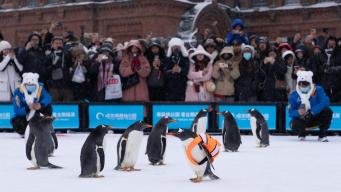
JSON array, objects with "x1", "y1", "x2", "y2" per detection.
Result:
[
  {"x1": 300, "y1": 86, "x2": 311, "y2": 94},
  {"x1": 243, "y1": 52, "x2": 252, "y2": 61},
  {"x1": 26, "y1": 85, "x2": 37, "y2": 93}
]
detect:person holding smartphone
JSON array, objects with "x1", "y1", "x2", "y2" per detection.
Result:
[{"x1": 288, "y1": 71, "x2": 333, "y2": 142}]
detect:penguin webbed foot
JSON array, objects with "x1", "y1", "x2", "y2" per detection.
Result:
[
  {"x1": 48, "y1": 163, "x2": 62, "y2": 169},
  {"x1": 79, "y1": 173, "x2": 104, "y2": 178},
  {"x1": 27, "y1": 166, "x2": 40, "y2": 170},
  {"x1": 208, "y1": 174, "x2": 220, "y2": 180},
  {"x1": 189, "y1": 177, "x2": 202, "y2": 183}
]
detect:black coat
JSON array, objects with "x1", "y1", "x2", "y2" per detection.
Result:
[
  {"x1": 163, "y1": 54, "x2": 189, "y2": 101},
  {"x1": 235, "y1": 59, "x2": 260, "y2": 101}
]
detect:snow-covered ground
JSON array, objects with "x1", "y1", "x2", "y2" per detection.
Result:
[{"x1": 1, "y1": 133, "x2": 341, "y2": 192}]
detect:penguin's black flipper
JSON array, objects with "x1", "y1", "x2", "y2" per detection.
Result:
[
  {"x1": 204, "y1": 164, "x2": 220, "y2": 180},
  {"x1": 256, "y1": 122, "x2": 262, "y2": 141},
  {"x1": 26, "y1": 133, "x2": 35, "y2": 160},
  {"x1": 115, "y1": 137, "x2": 126, "y2": 170},
  {"x1": 51, "y1": 132, "x2": 58, "y2": 149},
  {"x1": 97, "y1": 146, "x2": 105, "y2": 171}
]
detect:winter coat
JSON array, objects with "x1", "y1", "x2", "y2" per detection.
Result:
[
  {"x1": 235, "y1": 58, "x2": 260, "y2": 101},
  {"x1": 212, "y1": 47, "x2": 240, "y2": 96},
  {"x1": 225, "y1": 19, "x2": 249, "y2": 45},
  {"x1": 321, "y1": 47, "x2": 341, "y2": 92},
  {"x1": 12, "y1": 84, "x2": 51, "y2": 117},
  {"x1": 119, "y1": 54, "x2": 150, "y2": 101},
  {"x1": 0, "y1": 55, "x2": 23, "y2": 101},
  {"x1": 289, "y1": 85, "x2": 329, "y2": 119}
]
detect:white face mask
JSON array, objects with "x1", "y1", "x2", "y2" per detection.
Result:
[{"x1": 299, "y1": 86, "x2": 311, "y2": 94}]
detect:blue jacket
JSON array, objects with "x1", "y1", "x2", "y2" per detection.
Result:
[
  {"x1": 225, "y1": 19, "x2": 249, "y2": 45},
  {"x1": 288, "y1": 85, "x2": 330, "y2": 119},
  {"x1": 12, "y1": 84, "x2": 52, "y2": 117}
]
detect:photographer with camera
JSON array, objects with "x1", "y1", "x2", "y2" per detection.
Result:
[{"x1": 0, "y1": 41, "x2": 23, "y2": 101}]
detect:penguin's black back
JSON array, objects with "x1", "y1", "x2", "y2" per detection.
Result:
[
  {"x1": 223, "y1": 113, "x2": 241, "y2": 151},
  {"x1": 146, "y1": 120, "x2": 168, "y2": 164}
]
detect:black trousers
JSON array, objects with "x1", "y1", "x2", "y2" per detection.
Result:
[
  {"x1": 291, "y1": 107, "x2": 333, "y2": 138},
  {"x1": 11, "y1": 104, "x2": 52, "y2": 135}
]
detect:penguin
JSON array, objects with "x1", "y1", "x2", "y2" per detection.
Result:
[
  {"x1": 146, "y1": 116, "x2": 176, "y2": 165},
  {"x1": 218, "y1": 111, "x2": 241, "y2": 152},
  {"x1": 171, "y1": 129, "x2": 220, "y2": 183},
  {"x1": 190, "y1": 109, "x2": 208, "y2": 134},
  {"x1": 248, "y1": 109, "x2": 270, "y2": 148},
  {"x1": 79, "y1": 125, "x2": 111, "y2": 178},
  {"x1": 115, "y1": 121, "x2": 152, "y2": 171},
  {"x1": 25, "y1": 112, "x2": 62, "y2": 170}
]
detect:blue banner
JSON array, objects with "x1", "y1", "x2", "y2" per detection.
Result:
[
  {"x1": 152, "y1": 104, "x2": 209, "y2": 129},
  {"x1": 217, "y1": 105, "x2": 277, "y2": 130},
  {"x1": 0, "y1": 104, "x2": 14, "y2": 128},
  {"x1": 286, "y1": 105, "x2": 341, "y2": 131},
  {"x1": 89, "y1": 105, "x2": 144, "y2": 129},
  {"x1": 0, "y1": 104, "x2": 79, "y2": 129},
  {"x1": 52, "y1": 105, "x2": 79, "y2": 129}
]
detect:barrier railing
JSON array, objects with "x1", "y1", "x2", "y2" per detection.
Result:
[{"x1": 1, "y1": 102, "x2": 340, "y2": 133}]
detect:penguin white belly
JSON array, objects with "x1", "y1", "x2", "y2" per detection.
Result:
[
  {"x1": 196, "y1": 117, "x2": 207, "y2": 134},
  {"x1": 30, "y1": 140, "x2": 37, "y2": 167},
  {"x1": 183, "y1": 139, "x2": 207, "y2": 178},
  {"x1": 250, "y1": 117, "x2": 261, "y2": 146},
  {"x1": 121, "y1": 131, "x2": 143, "y2": 167},
  {"x1": 24, "y1": 124, "x2": 30, "y2": 141}
]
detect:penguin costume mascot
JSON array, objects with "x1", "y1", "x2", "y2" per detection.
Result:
[
  {"x1": 190, "y1": 109, "x2": 208, "y2": 134},
  {"x1": 79, "y1": 125, "x2": 111, "y2": 178},
  {"x1": 218, "y1": 111, "x2": 241, "y2": 152},
  {"x1": 248, "y1": 109, "x2": 270, "y2": 147},
  {"x1": 26, "y1": 112, "x2": 62, "y2": 170},
  {"x1": 171, "y1": 129, "x2": 220, "y2": 183},
  {"x1": 146, "y1": 116, "x2": 176, "y2": 165},
  {"x1": 115, "y1": 121, "x2": 152, "y2": 171}
]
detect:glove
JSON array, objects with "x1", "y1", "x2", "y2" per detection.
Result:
[{"x1": 300, "y1": 110, "x2": 313, "y2": 121}]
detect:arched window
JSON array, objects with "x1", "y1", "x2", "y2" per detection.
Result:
[
  {"x1": 252, "y1": 0, "x2": 267, "y2": 7},
  {"x1": 285, "y1": 0, "x2": 301, "y2": 5},
  {"x1": 27, "y1": 0, "x2": 38, "y2": 7}
]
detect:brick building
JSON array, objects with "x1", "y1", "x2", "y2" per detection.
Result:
[{"x1": 0, "y1": 0, "x2": 340, "y2": 47}]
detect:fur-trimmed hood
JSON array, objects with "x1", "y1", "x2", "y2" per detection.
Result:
[{"x1": 167, "y1": 38, "x2": 188, "y2": 57}]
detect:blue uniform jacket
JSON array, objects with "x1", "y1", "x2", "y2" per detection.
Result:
[
  {"x1": 12, "y1": 84, "x2": 52, "y2": 117},
  {"x1": 288, "y1": 85, "x2": 330, "y2": 119},
  {"x1": 225, "y1": 19, "x2": 249, "y2": 45}
]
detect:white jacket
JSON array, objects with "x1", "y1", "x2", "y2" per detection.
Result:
[{"x1": 0, "y1": 55, "x2": 23, "y2": 101}]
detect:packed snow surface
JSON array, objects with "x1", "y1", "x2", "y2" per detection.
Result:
[{"x1": 1, "y1": 133, "x2": 341, "y2": 192}]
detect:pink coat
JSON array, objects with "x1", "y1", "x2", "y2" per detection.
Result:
[
  {"x1": 119, "y1": 55, "x2": 151, "y2": 101},
  {"x1": 185, "y1": 63, "x2": 213, "y2": 102}
]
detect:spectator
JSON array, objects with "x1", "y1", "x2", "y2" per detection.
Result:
[
  {"x1": 289, "y1": 71, "x2": 333, "y2": 142},
  {"x1": 89, "y1": 43, "x2": 115, "y2": 101},
  {"x1": 235, "y1": 45, "x2": 260, "y2": 102},
  {"x1": 249, "y1": 34, "x2": 257, "y2": 48},
  {"x1": 119, "y1": 40, "x2": 150, "y2": 101},
  {"x1": 11, "y1": 73, "x2": 52, "y2": 137},
  {"x1": 212, "y1": 46, "x2": 240, "y2": 102},
  {"x1": 321, "y1": 36, "x2": 341, "y2": 102},
  {"x1": 290, "y1": 32, "x2": 302, "y2": 51},
  {"x1": 17, "y1": 32, "x2": 47, "y2": 83},
  {"x1": 282, "y1": 50, "x2": 296, "y2": 96},
  {"x1": 164, "y1": 38, "x2": 189, "y2": 101},
  {"x1": 278, "y1": 42, "x2": 293, "y2": 55},
  {"x1": 258, "y1": 46, "x2": 287, "y2": 102},
  {"x1": 146, "y1": 38, "x2": 166, "y2": 101},
  {"x1": 294, "y1": 44, "x2": 311, "y2": 72},
  {"x1": 70, "y1": 45, "x2": 90, "y2": 101},
  {"x1": 225, "y1": 18, "x2": 249, "y2": 46},
  {"x1": 255, "y1": 36, "x2": 270, "y2": 63},
  {"x1": 185, "y1": 45, "x2": 213, "y2": 102},
  {"x1": 309, "y1": 45, "x2": 324, "y2": 84},
  {"x1": 0, "y1": 41, "x2": 23, "y2": 102},
  {"x1": 204, "y1": 39, "x2": 219, "y2": 62},
  {"x1": 46, "y1": 36, "x2": 74, "y2": 102}
]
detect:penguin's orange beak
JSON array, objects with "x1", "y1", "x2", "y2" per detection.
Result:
[
  {"x1": 167, "y1": 132, "x2": 176, "y2": 136},
  {"x1": 169, "y1": 119, "x2": 177, "y2": 122},
  {"x1": 216, "y1": 112, "x2": 222, "y2": 115},
  {"x1": 145, "y1": 124, "x2": 153, "y2": 129}
]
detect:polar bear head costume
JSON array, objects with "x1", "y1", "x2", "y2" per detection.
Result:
[{"x1": 296, "y1": 71, "x2": 315, "y2": 110}]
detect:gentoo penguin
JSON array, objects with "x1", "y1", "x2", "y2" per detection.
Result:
[
  {"x1": 171, "y1": 129, "x2": 220, "y2": 183},
  {"x1": 248, "y1": 109, "x2": 270, "y2": 147},
  {"x1": 146, "y1": 116, "x2": 176, "y2": 165},
  {"x1": 115, "y1": 121, "x2": 152, "y2": 171},
  {"x1": 191, "y1": 109, "x2": 208, "y2": 134},
  {"x1": 218, "y1": 111, "x2": 241, "y2": 152},
  {"x1": 79, "y1": 125, "x2": 111, "y2": 178},
  {"x1": 25, "y1": 112, "x2": 62, "y2": 170}
]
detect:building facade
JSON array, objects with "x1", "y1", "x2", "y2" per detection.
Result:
[{"x1": 0, "y1": 0, "x2": 340, "y2": 47}]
